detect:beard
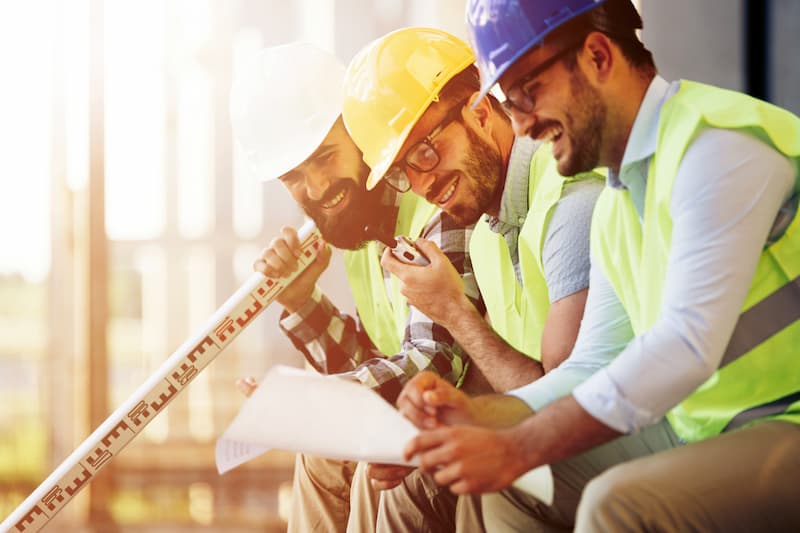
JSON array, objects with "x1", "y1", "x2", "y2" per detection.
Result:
[
  {"x1": 299, "y1": 162, "x2": 394, "y2": 250},
  {"x1": 436, "y1": 125, "x2": 505, "y2": 226},
  {"x1": 557, "y1": 67, "x2": 607, "y2": 176}
]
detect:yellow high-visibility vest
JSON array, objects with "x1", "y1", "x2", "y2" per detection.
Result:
[
  {"x1": 471, "y1": 144, "x2": 603, "y2": 358},
  {"x1": 591, "y1": 80, "x2": 800, "y2": 442},
  {"x1": 343, "y1": 193, "x2": 438, "y2": 355}
]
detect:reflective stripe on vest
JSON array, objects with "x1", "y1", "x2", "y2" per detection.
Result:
[
  {"x1": 344, "y1": 193, "x2": 438, "y2": 355},
  {"x1": 591, "y1": 80, "x2": 800, "y2": 442},
  {"x1": 720, "y1": 274, "x2": 800, "y2": 368}
]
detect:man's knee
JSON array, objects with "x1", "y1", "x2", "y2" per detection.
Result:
[
  {"x1": 295, "y1": 454, "x2": 356, "y2": 498},
  {"x1": 577, "y1": 462, "x2": 646, "y2": 531}
]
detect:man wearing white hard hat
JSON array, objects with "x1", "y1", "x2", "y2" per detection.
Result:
[{"x1": 229, "y1": 42, "x2": 489, "y2": 532}]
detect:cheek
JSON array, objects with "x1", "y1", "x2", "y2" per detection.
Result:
[
  {"x1": 332, "y1": 156, "x2": 364, "y2": 185},
  {"x1": 409, "y1": 177, "x2": 425, "y2": 195},
  {"x1": 284, "y1": 183, "x2": 308, "y2": 204}
]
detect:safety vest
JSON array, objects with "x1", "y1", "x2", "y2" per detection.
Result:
[
  {"x1": 470, "y1": 144, "x2": 602, "y2": 358},
  {"x1": 591, "y1": 80, "x2": 800, "y2": 442},
  {"x1": 343, "y1": 193, "x2": 439, "y2": 355}
]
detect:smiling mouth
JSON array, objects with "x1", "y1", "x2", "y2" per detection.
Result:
[
  {"x1": 539, "y1": 125, "x2": 564, "y2": 143},
  {"x1": 321, "y1": 188, "x2": 348, "y2": 209},
  {"x1": 431, "y1": 176, "x2": 458, "y2": 207}
]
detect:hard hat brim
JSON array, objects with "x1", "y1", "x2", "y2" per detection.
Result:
[
  {"x1": 467, "y1": 0, "x2": 603, "y2": 110},
  {"x1": 361, "y1": 56, "x2": 476, "y2": 191},
  {"x1": 253, "y1": 106, "x2": 341, "y2": 182}
]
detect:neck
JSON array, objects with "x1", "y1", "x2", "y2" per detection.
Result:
[
  {"x1": 486, "y1": 118, "x2": 516, "y2": 217},
  {"x1": 605, "y1": 70, "x2": 655, "y2": 173}
]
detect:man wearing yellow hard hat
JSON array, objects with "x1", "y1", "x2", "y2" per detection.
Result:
[
  {"x1": 340, "y1": 27, "x2": 669, "y2": 531},
  {"x1": 396, "y1": 0, "x2": 800, "y2": 531},
  {"x1": 229, "y1": 42, "x2": 488, "y2": 532}
]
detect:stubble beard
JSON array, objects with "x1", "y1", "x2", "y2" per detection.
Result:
[
  {"x1": 446, "y1": 126, "x2": 505, "y2": 226},
  {"x1": 302, "y1": 162, "x2": 393, "y2": 250},
  {"x1": 557, "y1": 67, "x2": 607, "y2": 177}
]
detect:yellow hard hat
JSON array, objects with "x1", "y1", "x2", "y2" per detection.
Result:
[{"x1": 342, "y1": 28, "x2": 475, "y2": 190}]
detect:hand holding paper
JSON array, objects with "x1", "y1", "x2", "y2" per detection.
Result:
[
  {"x1": 216, "y1": 365, "x2": 418, "y2": 474},
  {"x1": 216, "y1": 365, "x2": 553, "y2": 506}
]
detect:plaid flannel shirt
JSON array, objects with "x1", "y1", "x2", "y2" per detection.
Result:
[{"x1": 279, "y1": 190, "x2": 483, "y2": 403}]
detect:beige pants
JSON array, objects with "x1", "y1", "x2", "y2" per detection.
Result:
[
  {"x1": 288, "y1": 454, "x2": 379, "y2": 533},
  {"x1": 483, "y1": 420, "x2": 800, "y2": 532},
  {"x1": 375, "y1": 468, "x2": 486, "y2": 533},
  {"x1": 288, "y1": 365, "x2": 496, "y2": 532}
]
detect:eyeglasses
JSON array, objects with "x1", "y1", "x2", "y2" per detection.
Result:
[
  {"x1": 501, "y1": 43, "x2": 581, "y2": 115},
  {"x1": 382, "y1": 98, "x2": 469, "y2": 193}
]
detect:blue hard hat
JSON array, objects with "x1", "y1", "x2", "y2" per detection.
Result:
[{"x1": 466, "y1": 0, "x2": 606, "y2": 103}]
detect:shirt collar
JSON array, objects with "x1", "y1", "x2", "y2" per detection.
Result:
[
  {"x1": 608, "y1": 75, "x2": 672, "y2": 189},
  {"x1": 486, "y1": 136, "x2": 541, "y2": 234}
]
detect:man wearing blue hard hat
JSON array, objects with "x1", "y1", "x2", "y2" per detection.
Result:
[{"x1": 398, "y1": 0, "x2": 800, "y2": 530}]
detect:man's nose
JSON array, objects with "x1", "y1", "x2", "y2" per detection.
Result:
[
  {"x1": 407, "y1": 168, "x2": 437, "y2": 198},
  {"x1": 305, "y1": 169, "x2": 331, "y2": 201},
  {"x1": 508, "y1": 106, "x2": 537, "y2": 139}
]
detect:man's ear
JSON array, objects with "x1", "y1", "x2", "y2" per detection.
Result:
[
  {"x1": 581, "y1": 31, "x2": 614, "y2": 82},
  {"x1": 467, "y1": 90, "x2": 492, "y2": 130}
]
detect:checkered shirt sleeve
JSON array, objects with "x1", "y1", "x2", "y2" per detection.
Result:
[{"x1": 279, "y1": 210, "x2": 482, "y2": 403}]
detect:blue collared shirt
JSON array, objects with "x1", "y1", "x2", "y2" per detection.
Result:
[{"x1": 510, "y1": 76, "x2": 796, "y2": 433}]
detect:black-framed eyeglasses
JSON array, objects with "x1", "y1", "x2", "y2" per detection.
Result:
[
  {"x1": 501, "y1": 43, "x2": 582, "y2": 115},
  {"x1": 382, "y1": 98, "x2": 470, "y2": 193}
]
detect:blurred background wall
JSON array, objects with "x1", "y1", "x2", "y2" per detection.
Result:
[{"x1": 0, "y1": 0, "x2": 796, "y2": 531}]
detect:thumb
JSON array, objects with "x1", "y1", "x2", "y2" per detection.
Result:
[
  {"x1": 413, "y1": 238, "x2": 443, "y2": 264},
  {"x1": 307, "y1": 243, "x2": 332, "y2": 273},
  {"x1": 422, "y1": 384, "x2": 463, "y2": 410}
]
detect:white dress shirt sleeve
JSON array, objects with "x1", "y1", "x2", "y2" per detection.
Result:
[
  {"x1": 573, "y1": 128, "x2": 796, "y2": 434},
  {"x1": 508, "y1": 255, "x2": 634, "y2": 410}
]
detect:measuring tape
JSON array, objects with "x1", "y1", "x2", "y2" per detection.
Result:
[{"x1": 1, "y1": 221, "x2": 322, "y2": 533}]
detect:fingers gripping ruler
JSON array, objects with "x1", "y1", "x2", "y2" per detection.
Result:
[{"x1": 1, "y1": 221, "x2": 322, "y2": 533}]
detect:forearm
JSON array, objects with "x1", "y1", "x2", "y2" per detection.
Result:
[
  {"x1": 511, "y1": 394, "x2": 621, "y2": 472},
  {"x1": 445, "y1": 297, "x2": 544, "y2": 392},
  {"x1": 280, "y1": 287, "x2": 376, "y2": 374},
  {"x1": 337, "y1": 341, "x2": 465, "y2": 403},
  {"x1": 471, "y1": 393, "x2": 535, "y2": 429}
]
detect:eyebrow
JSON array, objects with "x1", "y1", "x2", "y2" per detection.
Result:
[{"x1": 307, "y1": 142, "x2": 335, "y2": 163}]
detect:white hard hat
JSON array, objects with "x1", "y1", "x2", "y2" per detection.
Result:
[{"x1": 230, "y1": 42, "x2": 345, "y2": 182}]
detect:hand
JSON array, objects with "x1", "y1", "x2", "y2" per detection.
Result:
[
  {"x1": 404, "y1": 425, "x2": 527, "y2": 494},
  {"x1": 380, "y1": 239, "x2": 469, "y2": 328},
  {"x1": 397, "y1": 371, "x2": 475, "y2": 429},
  {"x1": 235, "y1": 376, "x2": 257, "y2": 397},
  {"x1": 253, "y1": 226, "x2": 332, "y2": 312},
  {"x1": 366, "y1": 463, "x2": 415, "y2": 491}
]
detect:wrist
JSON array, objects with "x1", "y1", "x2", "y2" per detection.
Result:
[
  {"x1": 505, "y1": 423, "x2": 539, "y2": 476},
  {"x1": 281, "y1": 295, "x2": 310, "y2": 314},
  {"x1": 279, "y1": 286, "x2": 321, "y2": 318},
  {"x1": 441, "y1": 294, "x2": 479, "y2": 331}
]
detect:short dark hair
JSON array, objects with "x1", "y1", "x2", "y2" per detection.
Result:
[
  {"x1": 546, "y1": 0, "x2": 655, "y2": 75},
  {"x1": 439, "y1": 64, "x2": 508, "y2": 117}
]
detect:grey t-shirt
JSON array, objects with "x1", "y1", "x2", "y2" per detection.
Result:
[
  {"x1": 486, "y1": 138, "x2": 602, "y2": 303},
  {"x1": 541, "y1": 179, "x2": 603, "y2": 302}
]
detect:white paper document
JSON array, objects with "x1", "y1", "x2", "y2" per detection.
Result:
[
  {"x1": 216, "y1": 365, "x2": 419, "y2": 474},
  {"x1": 215, "y1": 364, "x2": 554, "y2": 506}
]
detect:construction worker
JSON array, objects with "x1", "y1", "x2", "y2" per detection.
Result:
[
  {"x1": 340, "y1": 28, "x2": 674, "y2": 531},
  {"x1": 397, "y1": 0, "x2": 800, "y2": 530},
  {"x1": 229, "y1": 42, "x2": 486, "y2": 532}
]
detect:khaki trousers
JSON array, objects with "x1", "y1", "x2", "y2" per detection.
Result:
[
  {"x1": 288, "y1": 453, "x2": 379, "y2": 532},
  {"x1": 376, "y1": 468, "x2": 485, "y2": 533},
  {"x1": 289, "y1": 364, "x2": 497, "y2": 532},
  {"x1": 576, "y1": 421, "x2": 800, "y2": 532},
  {"x1": 482, "y1": 418, "x2": 680, "y2": 531},
  {"x1": 483, "y1": 420, "x2": 800, "y2": 532}
]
